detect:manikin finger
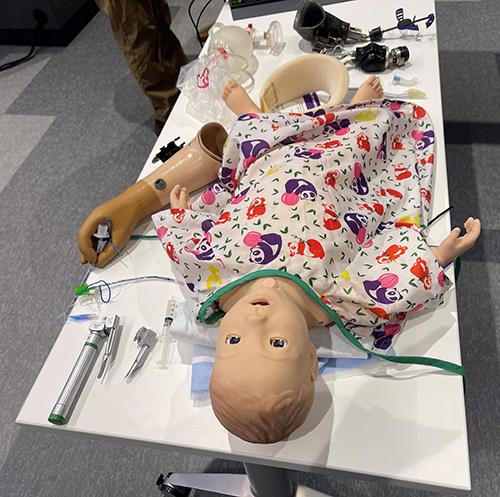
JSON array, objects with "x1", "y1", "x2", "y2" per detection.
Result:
[
  {"x1": 464, "y1": 217, "x2": 480, "y2": 233},
  {"x1": 170, "y1": 184, "x2": 181, "y2": 206},
  {"x1": 80, "y1": 252, "x2": 88, "y2": 265},
  {"x1": 77, "y1": 233, "x2": 97, "y2": 265},
  {"x1": 462, "y1": 219, "x2": 476, "y2": 235},
  {"x1": 178, "y1": 189, "x2": 190, "y2": 209},
  {"x1": 95, "y1": 243, "x2": 120, "y2": 269},
  {"x1": 448, "y1": 227, "x2": 461, "y2": 241},
  {"x1": 95, "y1": 222, "x2": 134, "y2": 268},
  {"x1": 463, "y1": 219, "x2": 481, "y2": 243}
]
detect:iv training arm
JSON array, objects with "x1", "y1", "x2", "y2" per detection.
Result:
[{"x1": 78, "y1": 123, "x2": 228, "y2": 268}]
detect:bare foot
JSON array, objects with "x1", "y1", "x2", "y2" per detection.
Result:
[
  {"x1": 430, "y1": 217, "x2": 481, "y2": 266},
  {"x1": 222, "y1": 78, "x2": 262, "y2": 115},
  {"x1": 349, "y1": 75, "x2": 384, "y2": 104}
]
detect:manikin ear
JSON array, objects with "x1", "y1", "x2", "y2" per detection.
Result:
[{"x1": 309, "y1": 342, "x2": 319, "y2": 381}]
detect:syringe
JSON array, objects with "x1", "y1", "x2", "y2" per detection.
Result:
[{"x1": 157, "y1": 297, "x2": 178, "y2": 370}]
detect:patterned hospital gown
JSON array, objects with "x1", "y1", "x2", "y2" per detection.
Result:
[{"x1": 152, "y1": 99, "x2": 451, "y2": 353}]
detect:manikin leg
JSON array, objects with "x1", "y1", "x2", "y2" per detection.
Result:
[{"x1": 221, "y1": 75, "x2": 384, "y2": 116}]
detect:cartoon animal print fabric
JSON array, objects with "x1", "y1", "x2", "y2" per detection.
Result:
[{"x1": 152, "y1": 100, "x2": 450, "y2": 352}]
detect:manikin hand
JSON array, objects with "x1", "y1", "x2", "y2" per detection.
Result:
[
  {"x1": 431, "y1": 217, "x2": 481, "y2": 267},
  {"x1": 170, "y1": 184, "x2": 190, "y2": 209},
  {"x1": 78, "y1": 180, "x2": 162, "y2": 268}
]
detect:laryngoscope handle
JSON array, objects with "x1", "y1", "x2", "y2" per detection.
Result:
[{"x1": 48, "y1": 330, "x2": 104, "y2": 425}]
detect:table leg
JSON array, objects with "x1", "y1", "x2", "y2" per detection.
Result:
[
  {"x1": 159, "y1": 463, "x2": 333, "y2": 496},
  {"x1": 243, "y1": 462, "x2": 294, "y2": 497}
]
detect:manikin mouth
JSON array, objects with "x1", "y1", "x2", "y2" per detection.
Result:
[{"x1": 250, "y1": 298, "x2": 270, "y2": 306}]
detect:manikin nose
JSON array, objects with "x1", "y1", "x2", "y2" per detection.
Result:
[{"x1": 247, "y1": 303, "x2": 268, "y2": 319}]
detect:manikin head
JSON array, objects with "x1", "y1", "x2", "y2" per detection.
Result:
[{"x1": 209, "y1": 278, "x2": 319, "y2": 444}]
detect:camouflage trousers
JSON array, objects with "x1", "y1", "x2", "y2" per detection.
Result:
[{"x1": 96, "y1": 0, "x2": 189, "y2": 122}]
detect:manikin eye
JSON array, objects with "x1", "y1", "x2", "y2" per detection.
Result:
[
  {"x1": 225, "y1": 335, "x2": 241, "y2": 345},
  {"x1": 270, "y1": 338, "x2": 288, "y2": 348}
]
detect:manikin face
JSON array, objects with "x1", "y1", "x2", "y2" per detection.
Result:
[{"x1": 214, "y1": 279, "x2": 318, "y2": 396}]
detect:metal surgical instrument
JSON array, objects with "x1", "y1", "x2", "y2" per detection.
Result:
[
  {"x1": 48, "y1": 314, "x2": 120, "y2": 425},
  {"x1": 124, "y1": 327, "x2": 157, "y2": 379}
]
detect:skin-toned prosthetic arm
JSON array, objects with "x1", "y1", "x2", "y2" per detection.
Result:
[{"x1": 78, "y1": 122, "x2": 228, "y2": 268}]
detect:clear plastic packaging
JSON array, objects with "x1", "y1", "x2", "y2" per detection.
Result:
[
  {"x1": 207, "y1": 22, "x2": 253, "y2": 70},
  {"x1": 177, "y1": 51, "x2": 242, "y2": 126}
]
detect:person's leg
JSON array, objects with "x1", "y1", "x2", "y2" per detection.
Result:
[
  {"x1": 349, "y1": 75, "x2": 383, "y2": 104},
  {"x1": 146, "y1": 0, "x2": 189, "y2": 123},
  {"x1": 222, "y1": 78, "x2": 262, "y2": 115},
  {"x1": 95, "y1": 0, "x2": 189, "y2": 131}
]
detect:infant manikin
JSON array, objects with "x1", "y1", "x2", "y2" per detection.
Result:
[
  {"x1": 163, "y1": 71, "x2": 479, "y2": 444},
  {"x1": 79, "y1": 55, "x2": 480, "y2": 444}
]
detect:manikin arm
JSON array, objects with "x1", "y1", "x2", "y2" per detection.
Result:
[
  {"x1": 429, "y1": 217, "x2": 481, "y2": 266},
  {"x1": 78, "y1": 123, "x2": 227, "y2": 268}
]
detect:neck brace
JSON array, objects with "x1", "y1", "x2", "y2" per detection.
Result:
[{"x1": 259, "y1": 54, "x2": 349, "y2": 113}]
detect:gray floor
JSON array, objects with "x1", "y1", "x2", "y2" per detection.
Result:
[{"x1": 0, "y1": 0, "x2": 499, "y2": 496}]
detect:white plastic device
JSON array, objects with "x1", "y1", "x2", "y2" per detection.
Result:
[{"x1": 247, "y1": 20, "x2": 285, "y2": 56}]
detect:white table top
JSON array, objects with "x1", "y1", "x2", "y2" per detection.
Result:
[{"x1": 17, "y1": 1, "x2": 470, "y2": 494}]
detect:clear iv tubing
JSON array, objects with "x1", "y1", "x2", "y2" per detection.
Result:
[
  {"x1": 157, "y1": 297, "x2": 178, "y2": 370},
  {"x1": 54, "y1": 275, "x2": 176, "y2": 329}
]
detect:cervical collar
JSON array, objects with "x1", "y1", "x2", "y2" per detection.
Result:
[{"x1": 259, "y1": 54, "x2": 349, "y2": 113}]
